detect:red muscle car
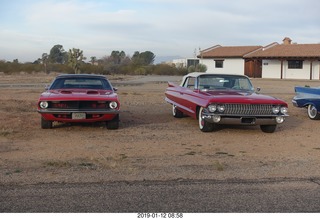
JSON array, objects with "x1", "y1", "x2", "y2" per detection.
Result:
[
  {"x1": 165, "y1": 72, "x2": 288, "y2": 133},
  {"x1": 37, "y1": 74, "x2": 120, "y2": 129}
]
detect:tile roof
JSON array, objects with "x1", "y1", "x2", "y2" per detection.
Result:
[
  {"x1": 198, "y1": 45, "x2": 262, "y2": 58},
  {"x1": 245, "y1": 44, "x2": 320, "y2": 58}
]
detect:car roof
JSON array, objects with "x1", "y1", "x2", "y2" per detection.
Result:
[
  {"x1": 184, "y1": 72, "x2": 248, "y2": 78},
  {"x1": 55, "y1": 74, "x2": 106, "y2": 79},
  {"x1": 181, "y1": 72, "x2": 249, "y2": 85}
]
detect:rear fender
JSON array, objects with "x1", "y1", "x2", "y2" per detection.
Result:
[
  {"x1": 168, "y1": 81, "x2": 178, "y2": 87},
  {"x1": 304, "y1": 102, "x2": 320, "y2": 111}
]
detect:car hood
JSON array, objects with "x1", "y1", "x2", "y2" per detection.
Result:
[
  {"x1": 39, "y1": 89, "x2": 118, "y2": 101},
  {"x1": 201, "y1": 90, "x2": 286, "y2": 105}
]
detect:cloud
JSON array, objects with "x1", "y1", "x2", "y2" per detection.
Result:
[{"x1": 1, "y1": 0, "x2": 320, "y2": 62}]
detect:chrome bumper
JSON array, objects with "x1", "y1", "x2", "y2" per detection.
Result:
[
  {"x1": 203, "y1": 114, "x2": 287, "y2": 125},
  {"x1": 292, "y1": 99, "x2": 299, "y2": 107},
  {"x1": 38, "y1": 109, "x2": 119, "y2": 114}
]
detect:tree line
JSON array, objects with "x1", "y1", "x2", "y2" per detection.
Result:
[{"x1": 0, "y1": 44, "x2": 206, "y2": 75}]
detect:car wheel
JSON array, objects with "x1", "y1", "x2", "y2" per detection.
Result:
[
  {"x1": 107, "y1": 115, "x2": 119, "y2": 129},
  {"x1": 198, "y1": 107, "x2": 215, "y2": 132},
  {"x1": 172, "y1": 105, "x2": 183, "y2": 118},
  {"x1": 260, "y1": 125, "x2": 277, "y2": 133},
  {"x1": 41, "y1": 117, "x2": 53, "y2": 129},
  {"x1": 307, "y1": 104, "x2": 320, "y2": 120}
]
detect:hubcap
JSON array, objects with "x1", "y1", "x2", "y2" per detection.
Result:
[
  {"x1": 309, "y1": 105, "x2": 317, "y2": 118},
  {"x1": 172, "y1": 105, "x2": 176, "y2": 116},
  {"x1": 199, "y1": 108, "x2": 204, "y2": 128}
]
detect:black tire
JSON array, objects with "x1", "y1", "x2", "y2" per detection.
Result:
[
  {"x1": 172, "y1": 105, "x2": 183, "y2": 118},
  {"x1": 107, "y1": 114, "x2": 119, "y2": 130},
  {"x1": 307, "y1": 104, "x2": 320, "y2": 120},
  {"x1": 198, "y1": 107, "x2": 215, "y2": 132},
  {"x1": 260, "y1": 125, "x2": 277, "y2": 133},
  {"x1": 41, "y1": 117, "x2": 53, "y2": 129}
]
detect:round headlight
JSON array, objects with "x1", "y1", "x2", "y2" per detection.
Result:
[
  {"x1": 39, "y1": 101, "x2": 48, "y2": 109},
  {"x1": 280, "y1": 107, "x2": 288, "y2": 114},
  {"x1": 109, "y1": 101, "x2": 118, "y2": 109},
  {"x1": 272, "y1": 106, "x2": 280, "y2": 114},
  {"x1": 208, "y1": 104, "x2": 217, "y2": 112},
  {"x1": 212, "y1": 115, "x2": 221, "y2": 123},
  {"x1": 276, "y1": 116, "x2": 285, "y2": 124},
  {"x1": 217, "y1": 105, "x2": 225, "y2": 112}
]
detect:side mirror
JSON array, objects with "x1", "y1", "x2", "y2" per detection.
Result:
[
  {"x1": 256, "y1": 87, "x2": 261, "y2": 93},
  {"x1": 45, "y1": 84, "x2": 49, "y2": 90},
  {"x1": 113, "y1": 87, "x2": 118, "y2": 92}
]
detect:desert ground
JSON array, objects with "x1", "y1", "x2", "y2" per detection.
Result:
[{"x1": 1, "y1": 73, "x2": 320, "y2": 185}]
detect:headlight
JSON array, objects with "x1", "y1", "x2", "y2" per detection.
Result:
[
  {"x1": 280, "y1": 107, "x2": 288, "y2": 114},
  {"x1": 276, "y1": 116, "x2": 285, "y2": 124},
  {"x1": 109, "y1": 101, "x2": 118, "y2": 109},
  {"x1": 208, "y1": 104, "x2": 217, "y2": 112},
  {"x1": 217, "y1": 105, "x2": 225, "y2": 112},
  {"x1": 212, "y1": 115, "x2": 221, "y2": 123},
  {"x1": 272, "y1": 106, "x2": 280, "y2": 114},
  {"x1": 39, "y1": 101, "x2": 49, "y2": 109}
]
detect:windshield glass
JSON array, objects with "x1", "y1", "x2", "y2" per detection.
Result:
[
  {"x1": 50, "y1": 77, "x2": 112, "y2": 90},
  {"x1": 198, "y1": 75, "x2": 254, "y2": 91}
]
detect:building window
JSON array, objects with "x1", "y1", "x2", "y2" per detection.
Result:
[
  {"x1": 215, "y1": 60, "x2": 224, "y2": 68},
  {"x1": 187, "y1": 59, "x2": 200, "y2": 68},
  {"x1": 288, "y1": 60, "x2": 303, "y2": 69}
]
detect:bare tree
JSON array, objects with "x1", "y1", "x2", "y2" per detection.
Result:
[{"x1": 42, "y1": 53, "x2": 49, "y2": 74}]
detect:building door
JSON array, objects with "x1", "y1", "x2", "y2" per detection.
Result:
[{"x1": 245, "y1": 59, "x2": 262, "y2": 78}]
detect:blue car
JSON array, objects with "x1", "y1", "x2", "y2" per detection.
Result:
[{"x1": 292, "y1": 86, "x2": 320, "y2": 120}]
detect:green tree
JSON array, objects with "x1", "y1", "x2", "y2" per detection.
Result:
[
  {"x1": 188, "y1": 63, "x2": 207, "y2": 73},
  {"x1": 110, "y1": 50, "x2": 126, "y2": 64},
  {"x1": 99, "y1": 51, "x2": 131, "y2": 74},
  {"x1": 131, "y1": 51, "x2": 142, "y2": 65},
  {"x1": 49, "y1": 45, "x2": 67, "y2": 64},
  {"x1": 67, "y1": 48, "x2": 86, "y2": 74},
  {"x1": 90, "y1": 56, "x2": 97, "y2": 65},
  {"x1": 140, "y1": 51, "x2": 155, "y2": 65},
  {"x1": 132, "y1": 51, "x2": 155, "y2": 65},
  {"x1": 196, "y1": 63, "x2": 207, "y2": 72}
]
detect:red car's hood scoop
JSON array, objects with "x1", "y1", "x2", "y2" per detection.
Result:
[
  {"x1": 60, "y1": 90, "x2": 72, "y2": 94},
  {"x1": 49, "y1": 89, "x2": 112, "y2": 97},
  {"x1": 59, "y1": 90, "x2": 99, "y2": 94},
  {"x1": 86, "y1": 90, "x2": 99, "y2": 95}
]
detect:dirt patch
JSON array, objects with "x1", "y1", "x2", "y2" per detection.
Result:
[{"x1": 1, "y1": 73, "x2": 320, "y2": 185}]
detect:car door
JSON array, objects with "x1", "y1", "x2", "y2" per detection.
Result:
[{"x1": 175, "y1": 76, "x2": 198, "y2": 116}]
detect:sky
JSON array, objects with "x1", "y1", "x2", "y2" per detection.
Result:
[{"x1": 1, "y1": 0, "x2": 320, "y2": 63}]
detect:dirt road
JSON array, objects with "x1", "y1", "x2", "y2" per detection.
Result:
[{"x1": 1, "y1": 73, "x2": 320, "y2": 185}]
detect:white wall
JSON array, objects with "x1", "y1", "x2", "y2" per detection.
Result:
[
  {"x1": 311, "y1": 61, "x2": 320, "y2": 80},
  {"x1": 262, "y1": 60, "x2": 320, "y2": 79},
  {"x1": 261, "y1": 60, "x2": 281, "y2": 78},
  {"x1": 172, "y1": 59, "x2": 187, "y2": 68},
  {"x1": 201, "y1": 58, "x2": 245, "y2": 75}
]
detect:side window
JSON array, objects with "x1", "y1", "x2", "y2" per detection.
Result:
[{"x1": 183, "y1": 77, "x2": 196, "y2": 89}]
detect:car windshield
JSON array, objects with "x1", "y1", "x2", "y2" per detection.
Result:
[
  {"x1": 50, "y1": 77, "x2": 112, "y2": 90},
  {"x1": 198, "y1": 75, "x2": 254, "y2": 91}
]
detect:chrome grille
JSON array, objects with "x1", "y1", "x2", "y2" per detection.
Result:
[
  {"x1": 224, "y1": 104, "x2": 273, "y2": 115},
  {"x1": 49, "y1": 101, "x2": 108, "y2": 109}
]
